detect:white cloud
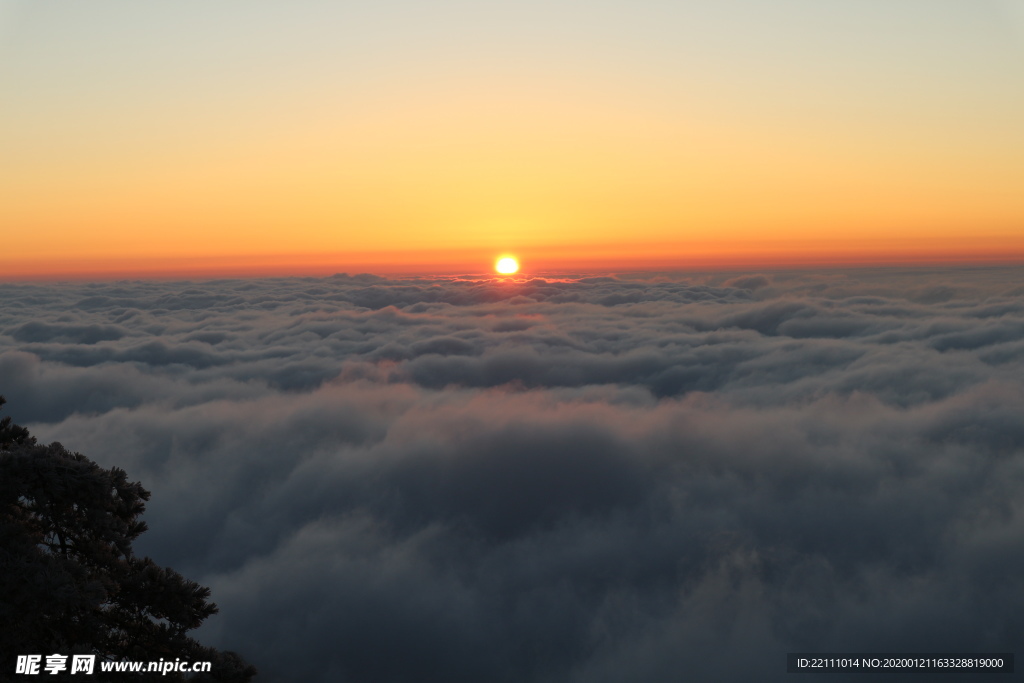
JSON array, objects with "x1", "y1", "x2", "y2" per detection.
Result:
[{"x1": 2, "y1": 267, "x2": 1023, "y2": 681}]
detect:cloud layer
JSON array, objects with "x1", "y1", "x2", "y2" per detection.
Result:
[{"x1": 2, "y1": 267, "x2": 1024, "y2": 682}]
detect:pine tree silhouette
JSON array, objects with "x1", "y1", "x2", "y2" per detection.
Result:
[{"x1": 0, "y1": 396, "x2": 256, "y2": 682}]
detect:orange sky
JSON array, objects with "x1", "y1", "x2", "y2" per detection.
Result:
[{"x1": 2, "y1": 1, "x2": 1022, "y2": 279}]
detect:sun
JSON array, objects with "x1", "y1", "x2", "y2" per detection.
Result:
[{"x1": 495, "y1": 256, "x2": 519, "y2": 275}]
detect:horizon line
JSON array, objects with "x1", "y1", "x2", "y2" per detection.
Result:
[{"x1": 3, "y1": 252, "x2": 1024, "y2": 283}]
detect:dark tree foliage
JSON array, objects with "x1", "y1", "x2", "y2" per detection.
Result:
[{"x1": 0, "y1": 397, "x2": 257, "y2": 682}]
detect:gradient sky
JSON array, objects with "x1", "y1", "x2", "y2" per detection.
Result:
[{"x1": 2, "y1": 0, "x2": 1023, "y2": 277}]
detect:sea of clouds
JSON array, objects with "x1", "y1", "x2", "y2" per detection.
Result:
[{"x1": 2, "y1": 266, "x2": 1024, "y2": 682}]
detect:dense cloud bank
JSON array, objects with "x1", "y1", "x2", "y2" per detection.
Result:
[{"x1": 2, "y1": 266, "x2": 1023, "y2": 682}]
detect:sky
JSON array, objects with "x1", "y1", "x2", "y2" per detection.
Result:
[
  {"x1": 2, "y1": 266, "x2": 1024, "y2": 681},
  {"x1": 2, "y1": 0, "x2": 1023, "y2": 278}
]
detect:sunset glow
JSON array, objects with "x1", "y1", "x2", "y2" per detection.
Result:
[
  {"x1": 495, "y1": 257, "x2": 519, "y2": 275},
  {"x1": 1, "y1": 2, "x2": 1022, "y2": 279}
]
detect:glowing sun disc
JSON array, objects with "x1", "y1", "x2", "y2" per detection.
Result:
[{"x1": 496, "y1": 257, "x2": 519, "y2": 274}]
